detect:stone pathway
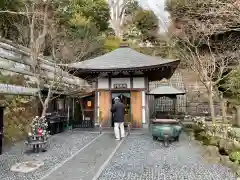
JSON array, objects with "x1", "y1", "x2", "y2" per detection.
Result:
[
  {"x1": 42, "y1": 133, "x2": 122, "y2": 180},
  {"x1": 0, "y1": 131, "x2": 238, "y2": 180},
  {"x1": 0, "y1": 131, "x2": 98, "y2": 180},
  {"x1": 98, "y1": 133, "x2": 237, "y2": 180}
]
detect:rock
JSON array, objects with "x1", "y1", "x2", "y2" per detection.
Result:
[
  {"x1": 220, "y1": 155, "x2": 230, "y2": 164},
  {"x1": 209, "y1": 136, "x2": 220, "y2": 146},
  {"x1": 225, "y1": 142, "x2": 235, "y2": 154},
  {"x1": 11, "y1": 161, "x2": 44, "y2": 173},
  {"x1": 230, "y1": 161, "x2": 239, "y2": 172},
  {"x1": 219, "y1": 139, "x2": 235, "y2": 154},
  {"x1": 204, "y1": 145, "x2": 220, "y2": 156},
  {"x1": 234, "y1": 141, "x2": 240, "y2": 150},
  {"x1": 203, "y1": 145, "x2": 220, "y2": 163},
  {"x1": 236, "y1": 167, "x2": 240, "y2": 177},
  {"x1": 219, "y1": 139, "x2": 226, "y2": 148},
  {"x1": 220, "y1": 155, "x2": 239, "y2": 170},
  {"x1": 235, "y1": 106, "x2": 240, "y2": 127},
  {"x1": 221, "y1": 156, "x2": 233, "y2": 167}
]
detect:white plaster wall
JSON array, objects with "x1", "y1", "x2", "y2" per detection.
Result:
[
  {"x1": 111, "y1": 78, "x2": 130, "y2": 88},
  {"x1": 133, "y1": 77, "x2": 145, "y2": 88},
  {"x1": 98, "y1": 77, "x2": 109, "y2": 89}
]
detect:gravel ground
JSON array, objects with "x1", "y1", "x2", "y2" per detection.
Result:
[
  {"x1": 0, "y1": 131, "x2": 98, "y2": 180},
  {"x1": 98, "y1": 133, "x2": 237, "y2": 180}
]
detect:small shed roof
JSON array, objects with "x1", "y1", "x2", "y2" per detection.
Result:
[
  {"x1": 67, "y1": 47, "x2": 179, "y2": 71},
  {"x1": 147, "y1": 86, "x2": 185, "y2": 96}
]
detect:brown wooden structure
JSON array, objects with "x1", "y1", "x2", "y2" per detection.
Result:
[{"x1": 66, "y1": 46, "x2": 180, "y2": 128}]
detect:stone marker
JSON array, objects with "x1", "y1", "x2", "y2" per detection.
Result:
[{"x1": 11, "y1": 161, "x2": 44, "y2": 173}]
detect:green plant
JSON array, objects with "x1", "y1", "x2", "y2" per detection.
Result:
[
  {"x1": 103, "y1": 36, "x2": 121, "y2": 52},
  {"x1": 194, "y1": 131, "x2": 205, "y2": 140},
  {"x1": 229, "y1": 151, "x2": 240, "y2": 163}
]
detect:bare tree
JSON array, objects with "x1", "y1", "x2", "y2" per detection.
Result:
[
  {"x1": 0, "y1": 0, "x2": 90, "y2": 117},
  {"x1": 108, "y1": 0, "x2": 134, "y2": 38},
  {"x1": 173, "y1": 29, "x2": 239, "y2": 123},
  {"x1": 55, "y1": 30, "x2": 102, "y2": 64}
]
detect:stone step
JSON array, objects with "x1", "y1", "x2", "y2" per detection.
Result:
[{"x1": 41, "y1": 133, "x2": 121, "y2": 180}]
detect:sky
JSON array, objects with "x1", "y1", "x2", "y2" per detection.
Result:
[{"x1": 139, "y1": 0, "x2": 170, "y2": 32}]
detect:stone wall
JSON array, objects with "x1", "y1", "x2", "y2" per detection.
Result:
[{"x1": 180, "y1": 69, "x2": 220, "y2": 115}]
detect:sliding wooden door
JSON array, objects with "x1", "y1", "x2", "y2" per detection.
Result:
[
  {"x1": 131, "y1": 91, "x2": 142, "y2": 128},
  {"x1": 99, "y1": 90, "x2": 111, "y2": 127}
]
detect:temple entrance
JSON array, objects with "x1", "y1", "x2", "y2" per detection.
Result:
[{"x1": 111, "y1": 92, "x2": 131, "y2": 127}]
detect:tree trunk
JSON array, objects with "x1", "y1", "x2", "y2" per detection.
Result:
[
  {"x1": 41, "y1": 104, "x2": 48, "y2": 117},
  {"x1": 79, "y1": 98, "x2": 85, "y2": 120},
  {"x1": 235, "y1": 106, "x2": 240, "y2": 127},
  {"x1": 220, "y1": 97, "x2": 227, "y2": 122},
  {"x1": 41, "y1": 91, "x2": 51, "y2": 117},
  {"x1": 114, "y1": 27, "x2": 123, "y2": 40},
  {"x1": 208, "y1": 90, "x2": 216, "y2": 123}
]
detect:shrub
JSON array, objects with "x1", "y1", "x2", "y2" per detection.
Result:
[
  {"x1": 209, "y1": 136, "x2": 220, "y2": 147},
  {"x1": 193, "y1": 127, "x2": 204, "y2": 135},
  {"x1": 229, "y1": 151, "x2": 240, "y2": 163}
]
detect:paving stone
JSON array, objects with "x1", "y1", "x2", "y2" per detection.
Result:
[
  {"x1": 10, "y1": 161, "x2": 44, "y2": 173},
  {"x1": 43, "y1": 133, "x2": 120, "y2": 180}
]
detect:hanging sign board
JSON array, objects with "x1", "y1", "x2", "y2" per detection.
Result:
[{"x1": 113, "y1": 83, "x2": 127, "y2": 89}]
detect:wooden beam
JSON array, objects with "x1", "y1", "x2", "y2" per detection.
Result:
[{"x1": 0, "y1": 83, "x2": 39, "y2": 96}]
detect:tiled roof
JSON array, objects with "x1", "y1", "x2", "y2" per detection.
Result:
[
  {"x1": 68, "y1": 48, "x2": 179, "y2": 70},
  {"x1": 148, "y1": 86, "x2": 185, "y2": 95}
]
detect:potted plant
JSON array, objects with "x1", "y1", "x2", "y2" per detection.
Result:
[{"x1": 26, "y1": 116, "x2": 50, "y2": 153}]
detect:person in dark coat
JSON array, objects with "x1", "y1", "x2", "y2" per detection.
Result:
[{"x1": 111, "y1": 97, "x2": 125, "y2": 140}]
